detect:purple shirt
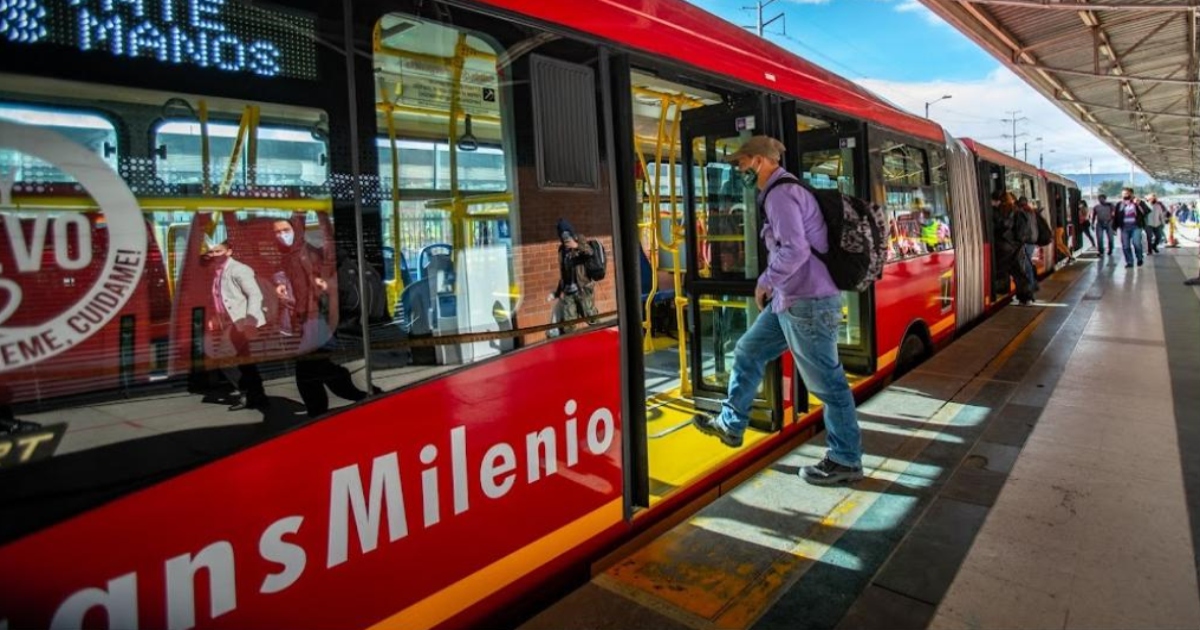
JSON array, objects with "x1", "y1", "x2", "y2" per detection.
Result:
[{"x1": 756, "y1": 168, "x2": 839, "y2": 312}]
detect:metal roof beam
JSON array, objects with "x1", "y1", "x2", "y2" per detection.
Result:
[
  {"x1": 956, "y1": 0, "x2": 1196, "y2": 12},
  {"x1": 1015, "y1": 61, "x2": 1200, "y2": 85}
]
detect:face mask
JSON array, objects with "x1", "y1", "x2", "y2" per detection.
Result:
[
  {"x1": 740, "y1": 160, "x2": 758, "y2": 187},
  {"x1": 277, "y1": 231, "x2": 295, "y2": 247}
]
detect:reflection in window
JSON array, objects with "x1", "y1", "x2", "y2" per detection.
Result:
[
  {"x1": 801, "y1": 148, "x2": 854, "y2": 195},
  {"x1": 0, "y1": 104, "x2": 118, "y2": 182},
  {"x1": 154, "y1": 121, "x2": 329, "y2": 189},
  {"x1": 374, "y1": 12, "x2": 518, "y2": 372},
  {"x1": 880, "y1": 143, "x2": 952, "y2": 261}
]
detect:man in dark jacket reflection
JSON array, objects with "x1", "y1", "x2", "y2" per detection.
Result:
[{"x1": 272, "y1": 218, "x2": 372, "y2": 417}]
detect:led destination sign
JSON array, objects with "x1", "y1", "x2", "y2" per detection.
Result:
[{"x1": 0, "y1": 0, "x2": 317, "y2": 79}]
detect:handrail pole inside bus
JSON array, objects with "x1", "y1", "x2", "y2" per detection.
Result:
[
  {"x1": 219, "y1": 107, "x2": 251, "y2": 195},
  {"x1": 384, "y1": 101, "x2": 403, "y2": 292},
  {"x1": 246, "y1": 105, "x2": 260, "y2": 189},
  {"x1": 199, "y1": 99, "x2": 211, "y2": 196},
  {"x1": 634, "y1": 140, "x2": 658, "y2": 353},
  {"x1": 448, "y1": 34, "x2": 469, "y2": 254}
]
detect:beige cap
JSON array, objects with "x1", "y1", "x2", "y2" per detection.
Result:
[{"x1": 724, "y1": 135, "x2": 786, "y2": 163}]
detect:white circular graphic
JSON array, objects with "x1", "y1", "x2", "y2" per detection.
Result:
[{"x1": 0, "y1": 120, "x2": 147, "y2": 372}]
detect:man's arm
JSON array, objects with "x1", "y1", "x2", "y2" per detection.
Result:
[
  {"x1": 756, "y1": 185, "x2": 815, "y2": 293},
  {"x1": 235, "y1": 266, "x2": 266, "y2": 327}
]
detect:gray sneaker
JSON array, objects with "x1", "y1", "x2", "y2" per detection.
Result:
[
  {"x1": 801, "y1": 456, "x2": 864, "y2": 485},
  {"x1": 692, "y1": 414, "x2": 743, "y2": 448}
]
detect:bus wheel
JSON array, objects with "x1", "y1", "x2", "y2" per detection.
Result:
[{"x1": 895, "y1": 332, "x2": 930, "y2": 378}]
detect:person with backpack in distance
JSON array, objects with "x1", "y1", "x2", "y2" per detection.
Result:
[
  {"x1": 691, "y1": 135, "x2": 865, "y2": 485},
  {"x1": 1115, "y1": 187, "x2": 1149, "y2": 268},
  {"x1": 553, "y1": 218, "x2": 602, "y2": 333}
]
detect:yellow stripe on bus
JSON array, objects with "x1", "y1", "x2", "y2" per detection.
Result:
[
  {"x1": 367, "y1": 498, "x2": 624, "y2": 630},
  {"x1": 11, "y1": 196, "x2": 333, "y2": 211}
]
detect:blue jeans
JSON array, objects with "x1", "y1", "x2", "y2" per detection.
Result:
[
  {"x1": 1120, "y1": 224, "x2": 1144, "y2": 265},
  {"x1": 716, "y1": 295, "x2": 862, "y2": 467},
  {"x1": 1095, "y1": 221, "x2": 1113, "y2": 253},
  {"x1": 1023, "y1": 244, "x2": 1039, "y2": 291}
]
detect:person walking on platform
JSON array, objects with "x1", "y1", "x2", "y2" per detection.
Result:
[
  {"x1": 272, "y1": 218, "x2": 373, "y2": 417},
  {"x1": 691, "y1": 136, "x2": 862, "y2": 485},
  {"x1": 1076, "y1": 200, "x2": 1096, "y2": 250},
  {"x1": 1092, "y1": 194, "x2": 1115, "y2": 257},
  {"x1": 204, "y1": 240, "x2": 269, "y2": 411},
  {"x1": 1145, "y1": 193, "x2": 1167, "y2": 255},
  {"x1": 1115, "y1": 188, "x2": 1149, "y2": 268}
]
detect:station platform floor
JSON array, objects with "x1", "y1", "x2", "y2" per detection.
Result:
[{"x1": 521, "y1": 244, "x2": 1200, "y2": 630}]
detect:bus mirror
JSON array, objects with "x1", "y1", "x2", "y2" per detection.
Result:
[
  {"x1": 153, "y1": 144, "x2": 168, "y2": 159},
  {"x1": 103, "y1": 141, "x2": 117, "y2": 158}
]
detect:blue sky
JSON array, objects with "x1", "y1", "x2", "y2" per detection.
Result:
[
  {"x1": 684, "y1": 0, "x2": 1137, "y2": 181},
  {"x1": 688, "y1": 0, "x2": 993, "y2": 82}
]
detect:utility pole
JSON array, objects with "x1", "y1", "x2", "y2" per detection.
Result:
[
  {"x1": 1001, "y1": 110, "x2": 1028, "y2": 157},
  {"x1": 1089, "y1": 159, "x2": 1093, "y2": 197},
  {"x1": 925, "y1": 94, "x2": 952, "y2": 119},
  {"x1": 743, "y1": 0, "x2": 785, "y2": 37}
]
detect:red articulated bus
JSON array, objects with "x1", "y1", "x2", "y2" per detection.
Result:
[{"x1": 0, "y1": 0, "x2": 1065, "y2": 628}]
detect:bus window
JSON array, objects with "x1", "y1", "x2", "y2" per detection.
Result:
[
  {"x1": 154, "y1": 120, "x2": 328, "y2": 189},
  {"x1": 374, "y1": 12, "x2": 520, "y2": 376},
  {"x1": 880, "y1": 142, "x2": 951, "y2": 259},
  {"x1": 0, "y1": 103, "x2": 118, "y2": 180}
]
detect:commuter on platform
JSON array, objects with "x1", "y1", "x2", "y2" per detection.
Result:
[
  {"x1": 691, "y1": 136, "x2": 862, "y2": 485},
  {"x1": 1076, "y1": 200, "x2": 1096, "y2": 250},
  {"x1": 1115, "y1": 188, "x2": 1149, "y2": 268},
  {"x1": 1145, "y1": 193, "x2": 1167, "y2": 255},
  {"x1": 1092, "y1": 194, "x2": 1115, "y2": 256},
  {"x1": 203, "y1": 240, "x2": 269, "y2": 412},
  {"x1": 553, "y1": 218, "x2": 599, "y2": 333},
  {"x1": 1015, "y1": 196, "x2": 1040, "y2": 298},
  {"x1": 272, "y1": 218, "x2": 372, "y2": 417},
  {"x1": 996, "y1": 192, "x2": 1036, "y2": 305}
]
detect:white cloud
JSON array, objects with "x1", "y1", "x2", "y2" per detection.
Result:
[
  {"x1": 893, "y1": 0, "x2": 946, "y2": 25},
  {"x1": 856, "y1": 67, "x2": 1139, "y2": 177}
]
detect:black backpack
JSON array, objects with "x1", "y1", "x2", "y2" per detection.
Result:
[
  {"x1": 761, "y1": 175, "x2": 887, "y2": 292},
  {"x1": 337, "y1": 259, "x2": 390, "y2": 332},
  {"x1": 1034, "y1": 213, "x2": 1052, "y2": 247},
  {"x1": 584, "y1": 238, "x2": 607, "y2": 281}
]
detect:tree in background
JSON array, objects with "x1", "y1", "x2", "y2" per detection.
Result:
[
  {"x1": 1097, "y1": 180, "x2": 1125, "y2": 198},
  {"x1": 1136, "y1": 181, "x2": 1168, "y2": 197}
]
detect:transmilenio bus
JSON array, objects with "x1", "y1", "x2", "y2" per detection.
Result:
[{"x1": 0, "y1": 0, "x2": 1074, "y2": 627}]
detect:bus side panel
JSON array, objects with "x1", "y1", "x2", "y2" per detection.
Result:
[
  {"x1": 875, "y1": 251, "x2": 956, "y2": 371},
  {"x1": 0, "y1": 329, "x2": 623, "y2": 630}
]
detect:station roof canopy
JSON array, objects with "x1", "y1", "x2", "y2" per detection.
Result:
[{"x1": 921, "y1": 0, "x2": 1200, "y2": 184}]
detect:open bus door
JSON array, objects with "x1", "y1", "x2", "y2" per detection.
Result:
[
  {"x1": 679, "y1": 95, "x2": 783, "y2": 432},
  {"x1": 782, "y1": 107, "x2": 874, "y2": 377}
]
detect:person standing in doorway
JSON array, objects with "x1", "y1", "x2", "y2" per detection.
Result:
[
  {"x1": 691, "y1": 136, "x2": 862, "y2": 485},
  {"x1": 1092, "y1": 194, "x2": 1115, "y2": 257}
]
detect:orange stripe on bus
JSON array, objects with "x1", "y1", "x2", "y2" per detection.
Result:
[{"x1": 366, "y1": 498, "x2": 624, "y2": 630}]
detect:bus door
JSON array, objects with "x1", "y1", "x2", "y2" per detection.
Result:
[
  {"x1": 680, "y1": 95, "x2": 782, "y2": 431},
  {"x1": 784, "y1": 112, "x2": 873, "y2": 376}
]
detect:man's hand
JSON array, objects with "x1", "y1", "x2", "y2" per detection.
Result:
[
  {"x1": 754, "y1": 285, "x2": 772, "y2": 311},
  {"x1": 314, "y1": 277, "x2": 328, "y2": 292}
]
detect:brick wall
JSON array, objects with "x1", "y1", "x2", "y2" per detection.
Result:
[{"x1": 512, "y1": 166, "x2": 616, "y2": 340}]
